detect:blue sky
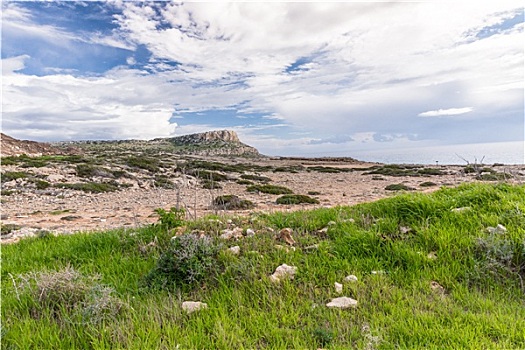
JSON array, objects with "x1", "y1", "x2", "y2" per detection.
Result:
[{"x1": 2, "y1": 1, "x2": 524, "y2": 159}]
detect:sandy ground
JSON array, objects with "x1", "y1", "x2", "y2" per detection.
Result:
[{"x1": 2, "y1": 158, "x2": 523, "y2": 243}]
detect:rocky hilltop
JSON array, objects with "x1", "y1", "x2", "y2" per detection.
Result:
[
  {"x1": 164, "y1": 130, "x2": 260, "y2": 157},
  {"x1": 56, "y1": 130, "x2": 262, "y2": 157},
  {"x1": 0, "y1": 133, "x2": 78, "y2": 157}
]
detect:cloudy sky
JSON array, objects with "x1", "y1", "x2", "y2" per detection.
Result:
[{"x1": 2, "y1": 1, "x2": 524, "y2": 160}]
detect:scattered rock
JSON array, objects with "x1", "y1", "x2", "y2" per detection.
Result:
[
  {"x1": 326, "y1": 296, "x2": 358, "y2": 309},
  {"x1": 304, "y1": 244, "x2": 319, "y2": 250},
  {"x1": 399, "y1": 226, "x2": 412, "y2": 234},
  {"x1": 427, "y1": 252, "x2": 437, "y2": 260},
  {"x1": 344, "y1": 275, "x2": 358, "y2": 282},
  {"x1": 227, "y1": 245, "x2": 240, "y2": 255},
  {"x1": 182, "y1": 301, "x2": 208, "y2": 314},
  {"x1": 274, "y1": 244, "x2": 296, "y2": 252},
  {"x1": 334, "y1": 282, "x2": 343, "y2": 294},
  {"x1": 278, "y1": 228, "x2": 296, "y2": 245},
  {"x1": 220, "y1": 227, "x2": 244, "y2": 240},
  {"x1": 327, "y1": 221, "x2": 337, "y2": 226},
  {"x1": 451, "y1": 207, "x2": 471, "y2": 213},
  {"x1": 270, "y1": 263, "x2": 297, "y2": 283},
  {"x1": 487, "y1": 224, "x2": 507, "y2": 234},
  {"x1": 246, "y1": 228, "x2": 255, "y2": 237}
]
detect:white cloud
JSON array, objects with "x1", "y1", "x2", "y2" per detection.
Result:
[{"x1": 418, "y1": 107, "x2": 474, "y2": 117}]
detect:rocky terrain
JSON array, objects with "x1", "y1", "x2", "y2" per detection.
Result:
[
  {"x1": 2, "y1": 131, "x2": 524, "y2": 243},
  {"x1": 0, "y1": 133, "x2": 78, "y2": 157}
]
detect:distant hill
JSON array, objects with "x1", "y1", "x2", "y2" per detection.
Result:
[
  {"x1": 54, "y1": 130, "x2": 262, "y2": 157},
  {"x1": 0, "y1": 133, "x2": 78, "y2": 157}
]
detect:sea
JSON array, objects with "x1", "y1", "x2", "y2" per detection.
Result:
[{"x1": 349, "y1": 141, "x2": 524, "y2": 165}]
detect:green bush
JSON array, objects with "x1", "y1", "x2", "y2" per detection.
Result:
[
  {"x1": 247, "y1": 184, "x2": 293, "y2": 195},
  {"x1": 214, "y1": 195, "x2": 255, "y2": 210},
  {"x1": 54, "y1": 181, "x2": 120, "y2": 193},
  {"x1": 144, "y1": 234, "x2": 221, "y2": 290},
  {"x1": 385, "y1": 183, "x2": 413, "y2": 191},
  {"x1": 240, "y1": 174, "x2": 271, "y2": 182},
  {"x1": 154, "y1": 207, "x2": 185, "y2": 230},
  {"x1": 1, "y1": 171, "x2": 29, "y2": 182},
  {"x1": 276, "y1": 194, "x2": 320, "y2": 205},
  {"x1": 126, "y1": 156, "x2": 160, "y2": 172}
]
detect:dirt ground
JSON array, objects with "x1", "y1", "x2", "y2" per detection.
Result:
[{"x1": 2, "y1": 157, "x2": 524, "y2": 244}]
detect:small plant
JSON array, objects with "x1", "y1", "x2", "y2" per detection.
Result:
[
  {"x1": 308, "y1": 191, "x2": 322, "y2": 195},
  {"x1": 1, "y1": 223, "x2": 21, "y2": 235},
  {"x1": 155, "y1": 207, "x2": 185, "y2": 229},
  {"x1": 313, "y1": 328, "x2": 334, "y2": 347},
  {"x1": 236, "y1": 179, "x2": 254, "y2": 185},
  {"x1": 154, "y1": 175, "x2": 175, "y2": 189},
  {"x1": 276, "y1": 194, "x2": 320, "y2": 205},
  {"x1": 419, "y1": 181, "x2": 437, "y2": 187},
  {"x1": 126, "y1": 156, "x2": 160, "y2": 172},
  {"x1": 385, "y1": 183, "x2": 413, "y2": 191},
  {"x1": 213, "y1": 195, "x2": 256, "y2": 210},
  {"x1": 31, "y1": 179, "x2": 51, "y2": 190},
  {"x1": 247, "y1": 184, "x2": 293, "y2": 195},
  {"x1": 144, "y1": 234, "x2": 221, "y2": 290}
]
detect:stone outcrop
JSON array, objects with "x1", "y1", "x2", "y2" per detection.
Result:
[{"x1": 166, "y1": 130, "x2": 261, "y2": 157}]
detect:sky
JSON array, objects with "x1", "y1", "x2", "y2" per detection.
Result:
[{"x1": 1, "y1": 1, "x2": 524, "y2": 160}]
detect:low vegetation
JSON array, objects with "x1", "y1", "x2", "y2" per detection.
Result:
[
  {"x1": 246, "y1": 184, "x2": 294, "y2": 195},
  {"x1": 385, "y1": 183, "x2": 414, "y2": 191},
  {"x1": 276, "y1": 194, "x2": 320, "y2": 205},
  {"x1": 213, "y1": 195, "x2": 256, "y2": 210},
  {"x1": 3, "y1": 183, "x2": 524, "y2": 348},
  {"x1": 365, "y1": 164, "x2": 445, "y2": 177}
]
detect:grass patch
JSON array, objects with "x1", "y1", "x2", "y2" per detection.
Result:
[
  {"x1": 247, "y1": 184, "x2": 293, "y2": 195},
  {"x1": 240, "y1": 174, "x2": 271, "y2": 182},
  {"x1": 2, "y1": 183, "x2": 524, "y2": 349},
  {"x1": 419, "y1": 181, "x2": 438, "y2": 187},
  {"x1": 126, "y1": 156, "x2": 160, "y2": 172},
  {"x1": 276, "y1": 194, "x2": 320, "y2": 205},
  {"x1": 213, "y1": 195, "x2": 256, "y2": 210}
]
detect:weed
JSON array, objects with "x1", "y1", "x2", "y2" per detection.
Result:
[
  {"x1": 247, "y1": 184, "x2": 293, "y2": 195},
  {"x1": 31, "y1": 179, "x2": 51, "y2": 190},
  {"x1": 313, "y1": 327, "x2": 334, "y2": 347},
  {"x1": 154, "y1": 175, "x2": 175, "y2": 189},
  {"x1": 1, "y1": 224, "x2": 21, "y2": 235},
  {"x1": 236, "y1": 179, "x2": 254, "y2": 185},
  {"x1": 276, "y1": 194, "x2": 320, "y2": 205},
  {"x1": 214, "y1": 195, "x2": 256, "y2": 210}
]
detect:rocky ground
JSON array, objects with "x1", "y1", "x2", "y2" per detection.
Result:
[
  {"x1": 2, "y1": 131, "x2": 524, "y2": 244},
  {"x1": 2, "y1": 153, "x2": 524, "y2": 244}
]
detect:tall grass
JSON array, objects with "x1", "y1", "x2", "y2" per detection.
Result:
[{"x1": 2, "y1": 183, "x2": 524, "y2": 349}]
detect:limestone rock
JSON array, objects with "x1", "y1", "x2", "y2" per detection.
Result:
[
  {"x1": 487, "y1": 224, "x2": 507, "y2": 234},
  {"x1": 228, "y1": 246, "x2": 241, "y2": 255},
  {"x1": 270, "y1": 264, "x2": 297, "y2": 283},
  {"x1": 326, "y1": 297, "x2": 358, "y2": 309},
  {"x1": 278, "y1": 228, "x2": 295, "y2": 245},
  {"x1": 344, "y1": 275, "x2": 358, "y2": 282},
  {"x1": 334, "y1": 282, "x2": 343, "y2": 294},
  {"x1": 182, "y1": 301, "x2": 208, "y2": 314}
]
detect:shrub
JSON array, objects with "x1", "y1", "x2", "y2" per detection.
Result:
[
  {"x1": 240, "y1": 174, "x2": 271, "y2": 182},
  {"x1": 247, "y1": 184, "x2": 293, "y2": 195},
  {"x1": 32, "y1": 179, "x2": 51, "y2": 190},
  {"x1": 385, "y1": 184, "x2": 413, "y2": 191},
  {"x1": 419, "y1": 181, "x2": 437, "y2": 187},
  {"x1": 16, "y1": 266, "x2": 124, "y2": 323},
  {"x1": 236, "y1": 179, "x2": 254, "y2": 185},
  {"x1": 154, "y1": 175, "x2": 175, "y2": 189},
  {"x1": 54, "y1": 181, "x2": 120, "y2": 193},
  {"x1": 1, "y1": 171, "x2": 29, "y2": 182},
  {"x1": 308, "y1": 191, "x2": 322, "y2": 195},
  {"x1": 213, "y1": 195, "x2": 256, "y2": 210},
  {"x1": 154, "y1": 207, "x2": 185, "y2": 230},
  {"x1": 144, "y1": 234, "x2": 221, "y2": 290},
  {"x1": 276, "y1": 194, "x2": 320, "y2": 205},
  {"x1": 126, "y1": 156, "x2": 160, "y2": 172}
]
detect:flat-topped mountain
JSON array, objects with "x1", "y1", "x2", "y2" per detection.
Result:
[{"x1": 52, "y1": 130, "x2": 262, "y2": 157}]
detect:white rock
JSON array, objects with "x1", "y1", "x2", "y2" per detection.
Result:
[
  {"x1": 487, "y1": 224, "x2": 507, "y2": 234},
  {"x1": 327, "y1": 221, "x2": 337, "y2": 226},
  {"x1": 326, "y1": 297, "x2": 358, "y2": 309},
  {"x1": 334, "y1": 282, "x2": 343, "y2": 294},
  {"x1": 246, "y1": 228, "x2": 256, "y2": 237},
  {"x1": 270, "y1": 264, "x2": 297, "y2": 283},
  {"x1": 220, "y1": 229, "x2": 234, "y2": 240},
  {"x1": 451, "y1": 207, "x2": 471, "y2": 213},
  {"x1": 182, "y1": 301, "x2": 207, "y2": 314},
  {"x1": 344, "y1": 275, "x2": 358, "y2": 282},
  {"x1": 228, "y1": 246, "x2": 240, "y2": 255}
]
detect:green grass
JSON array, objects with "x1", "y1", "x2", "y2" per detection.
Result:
[
  {"x1": 276, "y1": 194, "x2": 320, "y2": 205},
  {"x1": 2, "y1": 183, "x2": 525, "y2": 349}
]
